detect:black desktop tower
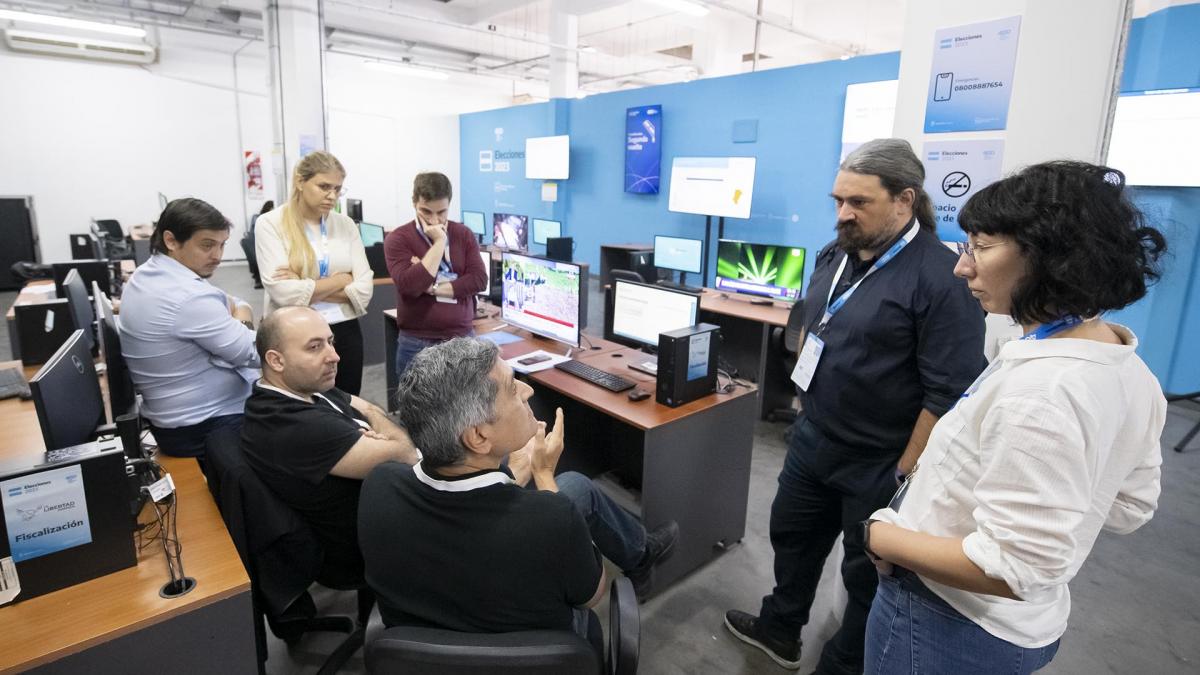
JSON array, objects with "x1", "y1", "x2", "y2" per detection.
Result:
[
  {"x1": 656, "y1": 323, "x2": 720, "y2": 407},
  {"x1": 546, "y1": 236, "x2": 573, "y2": 262},
  {"x1": 347, "y1": 199, "x2": 363, "y2": 223},
  {"x1": 14, "y1": 299, "x2": 75, "y2": 366},
  {"x1": 0, "y1": 196, "x2": 40, "y2": 290}
]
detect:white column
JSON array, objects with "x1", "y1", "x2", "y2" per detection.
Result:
[
  {"x1": 548, "y1": 0, "x2": 578, "y2": 99},
  {"x1": 264, "y1": 0, "x2": 328, "y2": 203}
]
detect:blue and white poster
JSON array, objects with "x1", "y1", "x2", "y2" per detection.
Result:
[
  {"x1": 625, "y1": 105, "x2": 662, "y2": 194},
  {"x1": 923, "y1": 139, "x2": 1005, "y2": 240},
  {"x1": 2, "y1": 464, "x2": 93, "y2": 563},
  {"x1": 924, "y1": 16, "x2": 1022, "y2": 133}
]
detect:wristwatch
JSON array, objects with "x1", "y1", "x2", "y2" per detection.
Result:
[{"x1": 861, "y1": 519, "x2": 881, "y2": 563}]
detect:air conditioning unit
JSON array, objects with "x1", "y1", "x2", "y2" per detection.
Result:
[{"x1": 3, "y1": 28, "x2": 156, "y2": 64}]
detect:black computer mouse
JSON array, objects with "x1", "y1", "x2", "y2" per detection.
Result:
[{"x1": 627, "y1": 388, "x2": 651, "y2": 402}]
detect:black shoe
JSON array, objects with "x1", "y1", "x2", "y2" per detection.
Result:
[
  {"x1": 626, "y1": 520, "x2": 679, "y2": 600},
  {"x1": 724, "y1": 610, "x2": 801, "y2": 670}
]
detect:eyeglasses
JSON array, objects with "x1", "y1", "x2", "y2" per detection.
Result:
[
  {"x1": 959, "y1": 240, "x2": 1007, "y2": 260},
  {"x1": 314, "y1": 182, "x2": 346, "y2": 197}
]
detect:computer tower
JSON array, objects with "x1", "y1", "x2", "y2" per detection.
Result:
[
  {"x1": 0, "y1": 196, "x2": 40, "y2": 290},
  {"x1": 546, "y1": 236, "x2": 573, "y2": 262},
  {"x1": 14, "y1": 299, "x2": 75, "y2": 366},
  {"x1": 347, "y1": 199, "x2": 363, "y2": 224},
  {"x1": 656, "y1": 323, "x2": 720, "y2": 408}
]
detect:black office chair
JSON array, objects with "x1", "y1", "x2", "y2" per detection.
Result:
[
  {"x1": 91, "y1": 219, "x2": 133, "y2": 261},
  {"x1": 767, "y1": 299, "x2": 805, "y2": 423},
  {"x1": 610, "y1": 268, "x2": 645, "y2": 284},
  {"x1": 203, "y1": 430, "x2": 374, "y2": 675},
  {"x1": 364, "y1": 577, "x2": 640, "y2": 675},
  {"x1": 241, "y1": 229, "x2": 263, "y2": 288},
  {"x1": 1167, "y1": 391, "x2": 1200, "y2": 453}
]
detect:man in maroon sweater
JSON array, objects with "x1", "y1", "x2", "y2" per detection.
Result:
[{"x1": 385, "y1": 172, "x2": 489, "y2": 377}]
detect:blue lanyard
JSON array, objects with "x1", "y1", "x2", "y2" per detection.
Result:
[
  {"x1": 817, "y1": 221, "x2": 920, "y2": 334},
  {"x1": 1020, "y1": 315, "x2": 1083, "y2": 340},
  {"x1": 415, "y1": 219, "x2": 453, "y2": 274},
  {"x1": 317, "y1": 217, "x2": 330, "y2": 278}
]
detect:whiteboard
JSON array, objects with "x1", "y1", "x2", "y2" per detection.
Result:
[{"x1": 667, "y1": 157, "x2": 757, "y2": 219}]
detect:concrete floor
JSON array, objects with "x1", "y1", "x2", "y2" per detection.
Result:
[{"x1": 4, "y1": 261, "x2": 1198, "y2": 674}]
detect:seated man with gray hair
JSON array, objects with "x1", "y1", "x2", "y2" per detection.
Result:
[
  {"x1": 358, "y1": 337, "x2": 678, "y2": 641},
  {"x1": 242, "y1": 305, "x2": 419, "y2": 584}
]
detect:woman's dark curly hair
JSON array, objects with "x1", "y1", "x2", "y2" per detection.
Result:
[{"x1": 958, "y1": 160, "x2": 1167, "y2": 326}]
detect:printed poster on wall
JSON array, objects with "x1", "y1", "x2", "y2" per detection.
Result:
[
  {"x1": 625, "y1": 105, "x2": 662, "y2": 194},
  {"x1": 923, "y1": 139, "x2": 1005, "y2": 240},
  {"x1": 244, "y1": 151, "x2": 264, "y2": 200},
  {"x1": 924, "y1": 16, "x2": 1021, "y2": 133}
]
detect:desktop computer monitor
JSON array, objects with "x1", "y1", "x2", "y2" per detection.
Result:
[
  {"x1": 359, "y1": 222, "x2": 385, "y2": 247},
  {"x1": 611, "y1": 279, "x2": 700, "y2": 349},
  {"x1": 493, "y1": 213, "x2": 529, "y2": 250},
  {"x1": 654, "y1": 235, "x2": 703, "y2": 275},
  {"x1": 62, "y1": 269, "x2": 95, "y2": 351},
  {"x1": 94, "y1": 287, "x2": 136, "y2": 422},
  {"x1": 132, "y1": 239, "x2": 152, "y2": 266},
  {"x1": 30, "y1": 330, "x2": 106, "y2": 450},
  {"x1": 54, "y1": 260, "x2": 110, "y2": 299},
  {"x1": 715, "y1": 239, "x2": 806, "y2": 302},
  {"x1": 478, "y1": 250, "x2": 492, "y2": 298},
  {"x1": 462, "y1": 210, "x2": 486, "y2": 236},
  {"x1": 532, "y1": 218, "x2": 562, "y2": 246},
  {"x1": 501, "y1": 252, "x2": 582, "y2": 347}
]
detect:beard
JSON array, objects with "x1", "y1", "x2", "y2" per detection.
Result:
[{"x1": 836, "y1": 216, "x2": 900, "y2": 255}]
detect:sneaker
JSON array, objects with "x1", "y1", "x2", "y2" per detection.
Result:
[
  {"x1": 626, "y1": 520, "x2": 680, "y2": 600},
  {"x1": 724, "y1": 610, "x2": 802, "y2": 670}
]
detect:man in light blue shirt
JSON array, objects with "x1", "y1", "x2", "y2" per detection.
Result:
[{"x1": 121, "y1": 198, "x2": 260, "y2": 458}]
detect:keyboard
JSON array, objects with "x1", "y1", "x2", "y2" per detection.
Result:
[
  {"x1": 0, "y1": 367, "x2": 30, "y2": 401},
  {"x1": 554, "y1": 359, "x2": 637, "y2": 393},
  {"x1": 656, "y1": 280, "x2": 703, "y2": 295}
]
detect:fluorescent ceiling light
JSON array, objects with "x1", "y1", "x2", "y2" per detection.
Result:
[
  {"x1": 646, "y1": 0, "x2": 709, "y2": 18},
  {"x1": 363, "y1": 60, "x2": 449, "y2": 81},
  {"x1": 0, "y1": 9, "x2": 146, "y2": 38}
]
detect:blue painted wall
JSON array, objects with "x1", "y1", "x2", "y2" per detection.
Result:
[{"x1": 459, "y1": 5, "x2": 1199, "y2": 391}]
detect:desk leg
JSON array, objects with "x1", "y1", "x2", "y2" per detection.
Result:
[{"x1": 384, "y1": 316, "x2": 398, "y2": 412}]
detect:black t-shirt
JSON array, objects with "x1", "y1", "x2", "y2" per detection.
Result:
[
  {"x1": 358, "y1": 461, "x2": 603, "y2": 633},
  {"x1": 242, "y1": 383, "x2": 369, "y2": 579},
  {"x1": 799, "y1": 225, "x2": 986, "y2": 453}
]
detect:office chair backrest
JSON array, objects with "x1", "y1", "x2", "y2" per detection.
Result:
[
  {"x1": 610, "y1": 268, "x2": 645, "y2": 285},
  {"x1": 783, "y1": 299, "x2": 806, "y2": 355},
  {"x1": 365, "y1": 626, "x2": 602, "y2": 675},
  {"x1": 94, "y1": 219, "x2": 123, "y2": 240},
  {"x1": 607, "y1": 576, "x2": 639, "y2": 675}
]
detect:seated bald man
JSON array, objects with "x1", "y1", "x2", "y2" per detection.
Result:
[{"x1": 242, "y1": 306, "x2": 419, "y2": 583}]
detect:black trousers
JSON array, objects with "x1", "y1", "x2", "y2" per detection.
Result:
[
  {"x1": 758, "y1": 415, "x2": 901, "y2": 675},
  {"x1": 331, "y1": 318, "x2": 363, "y2": 396}
]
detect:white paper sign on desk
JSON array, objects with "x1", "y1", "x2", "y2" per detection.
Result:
[{"x1": 0, "y1": 556, "x2": 20, "y2": 605}]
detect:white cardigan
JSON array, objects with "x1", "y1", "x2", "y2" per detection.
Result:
[
  {"x1": 872, "y1": 324, "x2": 1165, "y2": 648},
  {"x1": 255, "y1": 207, "x2": 373, "y2": 321}
]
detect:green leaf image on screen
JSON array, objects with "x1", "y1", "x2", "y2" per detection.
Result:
[{"x1": 716, "y1": 242, "x2": 805, "y2": 290}]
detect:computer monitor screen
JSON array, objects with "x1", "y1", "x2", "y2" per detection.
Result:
[
  {"x1": 133, "y1": 239, "x2": 152, "y2": 266},
  {"x1": 359, "y1": 222, "x2": 385, "y2": 247},
  {"x1": 715, "y1": 239, "x2": 806, "y2": 302},
  {"x1": 478, "y1": 250, "x2": 491, "y2": 298},
  {"x1": 501, "y1": 252, "x2": 581, "y2": 347},
  {"x1": 62, "y1": 269, "x2": 95, "y2": 351},
  {"x1": 612, "y1": 280, "x2": 700, "y2": 348},
  {"x1": 53, "y1": 260, "x2": 109, "y2": 299},
  {"x1": 462, "y1": 210, "x2": 486, "y2": 235},
  {"x1": 94, "y1": 288, "x2": 136, "y2": 422},
  {"x1": 493, "y1": 213, "x2": 529, "y2": 250},
  {"x1": 532, "y1": 218, "x2": 562, "y2": 246},
  {"x1": 30, "y1": 330, "x2": 106, "y2": 450},
  {"x1": 653, "y1": 235, "x2": 703, "y2": 275}
]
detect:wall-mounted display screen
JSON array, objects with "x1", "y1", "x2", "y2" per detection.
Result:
[
  {"x1": 525, "y1": 135, "x2": 570, "y2": 179},
  {"x1": 668, "y1": 157, "x2": 756, "y2": 219},
  {"x1": 1107, "y1": 88, "x2": 1200, "y2": 187}
]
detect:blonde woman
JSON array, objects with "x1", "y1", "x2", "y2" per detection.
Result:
[{"x1": 256, "y1": 151, "x2": 373, "y2": 395}]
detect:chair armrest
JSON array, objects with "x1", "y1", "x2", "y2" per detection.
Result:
[{"x1": 607, "y1": 577, "x2": 640, "y2": 675}]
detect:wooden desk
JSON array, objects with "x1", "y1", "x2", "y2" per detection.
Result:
[
  {"x1": 0, "y1": 362, "x2": 256, "y2": 674},
  {"x1": 379, "y1": 317, "x2": 757, "y2": 596},
  {"x1": 696, "y1": 288, "x2": 796, "y2": 420}
]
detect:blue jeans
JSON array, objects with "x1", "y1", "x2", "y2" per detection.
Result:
[
  {"x1": 150, "y1": 414, "x2": 244, "y2": 459},
  {"x1": 866, "y1": 569, "x2": 1060, "y2": 675},
  {"x1": 556, "y1": 471, "x2": 646, "y2": 571}
]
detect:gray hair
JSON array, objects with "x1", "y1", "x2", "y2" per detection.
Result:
[
  {"x1": 397, "y1": 337, "x2": 500, "y2": 467},
  {"x1": 840, "y1": 138, "x2": 935, "y2": 231}
]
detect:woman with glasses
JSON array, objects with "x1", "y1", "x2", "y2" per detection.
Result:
[
  {"x1": 256, "y1": 150, "x2": 373, "y2": 395},
  {"x1": 861, "y1": 161, "x2": 1168, "y2": 674}
]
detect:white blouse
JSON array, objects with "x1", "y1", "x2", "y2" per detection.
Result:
[
  {"x1": 871, "y1": 324, "x2": 1165, "y2": 648},
  {"x1": 255, "y1": 207, "x2": 373, "y2": 322}
]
